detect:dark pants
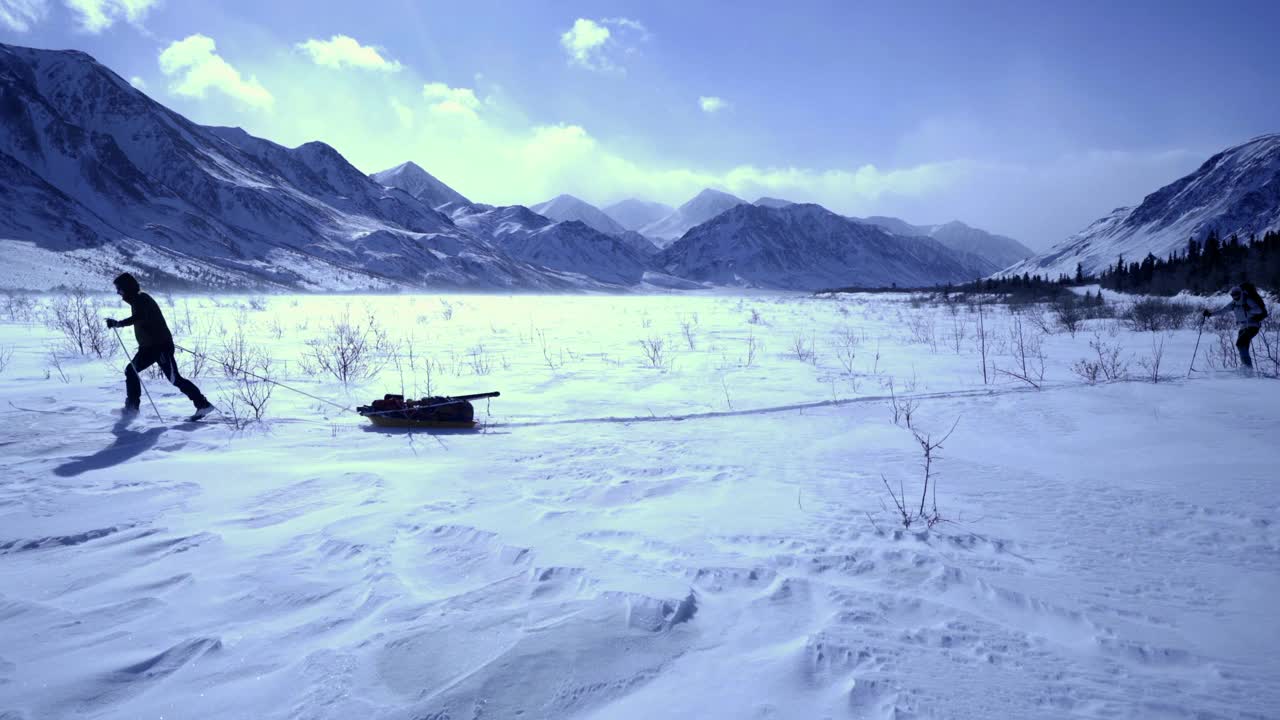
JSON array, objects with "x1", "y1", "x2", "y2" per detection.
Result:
[
  {"x1": 1237, "y1": 326, "x2": 1260, "y2": 368},
  {"x1": 126, "y1": 346, "x2": 208, "y2": 409}
]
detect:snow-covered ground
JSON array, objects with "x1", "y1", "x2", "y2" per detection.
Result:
[{"x1": 0, "y1": 291, "x2": 1276, "y2": 719}]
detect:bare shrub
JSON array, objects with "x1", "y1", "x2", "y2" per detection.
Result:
[
  {"x1": 1137, "y1": 332, "x2": 1169, "y2": 383},
  {"x1": 882, "y1": 417, "x2": 959, "y2": 530},
  {"x1": 1071, "y1": 358, "x2": 1102, "y2": 385},
  {"x1": 639, "y1": 336, "x2": 667, "y2": 369},
  {"x1": 790, "y1": 333, "x2": 816, "y2": 363},
  {"x1": 832, "y1": 327, "x2": 858, "y2": 374},
  {"x1": 48, "y1": 290, "x2": 113, "y2": 358},
  {"x1": 974, "y1": 304, "x2": 991, "y2": 385},
  {"x1": 888, "y1": 380, "x2": 918, "y2": 428},
  {"x1": 3, "y1": 292, "x2": 38, "y2": 324},
  {"x1": 467, "y1": 344, "x2": 493, "y2": 376},
  {"x1": 680, "y1": 316, "x2": 697, "y2": 350},
  {"x1": 1123, "y1": 297, "x2": 1196, "y2": 332},
  {"x1": 220, "y1": 356, "x2": 276, "y2": 428},
  {"x1": 218, "y1": 326, "x2": 253, "y2": 377},
  {"x1": 1089, "y1": 333, "x2": 1128, "y2": 381},
  {"x1": 1203, "y1": 316, "x2": 1240, "y2": 371},
  {"x1": 1052, "y1": 295, "x2": 1085, "y2": 337},
  {"x1": 995, "y1": 314, "x2": 1046, "y2": 389},
  {"x1": 742, "y1": 333, "x2": 761, "y2": 368},
  {"x1": 536, "y1": 329, "x2": 564, "y2": 371},
  {"x1": 182, "y1": 339, "x2": 210, "y2": 378},
  {"x1": 1255, "y1": 316, "x2": 1280, "y2": 378},
  {"x1": 305, "y1": 312, "x2": 392, "y2": 385},
  {"x1": 247, "y1": 296, "x2": 268, "y2": 312},
  {"x1": 906, "y1": 313, "x2": 938, "y2": 352},
  {"x1": 440, "y1": 300, "x2": 455, "y2": 321},
  {"x1": 0, "y1": 346, "x2": 13, "y2": 374},
  {"x1": 46, "y1": 348, "x2": 70, "y2": 383},
  {"x1": 947, "y1": 315, "x2": 967, "y2": 354},
  {"x1": 748, "y1": 308, "x2": 764, "y2": 325}
]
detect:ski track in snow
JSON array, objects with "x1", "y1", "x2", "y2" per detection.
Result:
[{"x1": 0, "y1": 292, "x2": 1276, "y2": 719}]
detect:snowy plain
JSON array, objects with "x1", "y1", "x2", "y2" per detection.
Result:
[{"x1": 0, "y1": 291, "x2": 1277, "y2": 720}]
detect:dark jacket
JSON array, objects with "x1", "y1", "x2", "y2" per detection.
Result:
[{"x1": 118, "y1": 292, "x2": 174, "y2": 349}]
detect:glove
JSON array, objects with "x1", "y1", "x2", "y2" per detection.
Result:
[{"x1": 106, "y1": 318, "x2": 118, "y2": 329}]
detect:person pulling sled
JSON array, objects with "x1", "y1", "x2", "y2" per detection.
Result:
[
  {"x1": 1203, "y1": 283, "x2": 1268, "y2": 373},
  {"x1": 105, "y1": 273, "x2": 215, "y2": 421}
]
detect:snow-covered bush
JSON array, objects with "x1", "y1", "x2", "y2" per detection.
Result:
[{"x1": 0, "y1": 345, "x2": 13, "y2": 374}]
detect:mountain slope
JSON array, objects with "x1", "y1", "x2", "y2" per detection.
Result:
[
  {"x1": 602, "y1": 198, "x2": 674, "y2": 232},
  {"x1": 453, "y1": 205, "x2": 651, "y2": 285},
  {"x1": 531, "y1": 194, "x2": 626, "y2": 236},
  {"x1": 370, "y1": 161, "x2": 470, "y2": 209},
  {"x1": 860, "y1": 217, "x2": 1032, "y2": 271},
  {"x1": 1008, "y1": 134, "x2": 1280, "y2": 277},
  {"x1": 0, "y1": 42, "x2": 569, "y2": 290},
  {"x1": 658, "y1": 203, "x2": 989, "y2": 290},
  {"x1": 642, "y1": 189, "x2": 747, "y2": 245}
]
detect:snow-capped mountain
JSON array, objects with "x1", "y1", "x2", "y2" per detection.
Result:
[
  {"x1": 0, "y1": 42, "x2": 574, "y2": 291},
  {"x1": 499, "y1": 220, "x2": 652, "y2": 286},
  {"x1": 452, "y1": 205, "x2": 651, "y2": 285},
  {"x1": 642, "y1": 189, "x2": 747, "y2": 245},
  {"x1": 1008, "y1": 133, "x2": 1280, "y2": 277},
  {"x1": 601, "y1": 198, "x2": 674, "y2": 232},
  {"x1": 530, "y1": 194, "x2": 627, "y2": 236},
  {"x1": 370, "y1": 161, "x2": 470, "y2": 209},
  {"x1": 859, "y1": 217, "x2": 1032, "y2": 272},
  {"x1": 658, "y1": 203, "x2": 990, "y2": 290}
]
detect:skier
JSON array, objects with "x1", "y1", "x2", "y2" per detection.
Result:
[
  {"x1": 105, "y1": 273, "x2": 215, "y2": 420},
  {"x1": 1203, "y1": 284, "x2": 1268, "y2": 372}
]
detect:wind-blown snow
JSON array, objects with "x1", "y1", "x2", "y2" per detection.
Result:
[{"x1": 0, "y1": 291, "x2": 1276, "y2": 719}]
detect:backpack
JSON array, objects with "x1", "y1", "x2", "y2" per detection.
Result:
[{"x1": 1240, "y1": 282, "x2": 1268, "y2": 321}]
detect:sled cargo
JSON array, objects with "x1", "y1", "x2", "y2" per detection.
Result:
[{"x1": 356, "y1": 392, "x2": 499, "y2": 430}]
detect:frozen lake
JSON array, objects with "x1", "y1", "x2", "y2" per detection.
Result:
[{"x1": 0, "y1": 291, "x2": 1277, "y2": 719}]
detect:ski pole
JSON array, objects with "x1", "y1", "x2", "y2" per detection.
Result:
[
  {"x1": 113, "y1": 327, "x2": 164, "y2": 422},
  {"x1": 1187, "y1": 314, "x2": 1206, "y2": 378}
]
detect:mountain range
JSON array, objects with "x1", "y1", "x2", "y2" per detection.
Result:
[{"x1": 1, "y1": 41, "x2": 1072, "y2": 293}]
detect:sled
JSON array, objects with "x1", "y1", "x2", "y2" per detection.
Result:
[{"x1": 356, "y1": 392, "x2": 499, "y2": 431}]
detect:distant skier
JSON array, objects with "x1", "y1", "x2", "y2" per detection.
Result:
[
  {"x1": 1203, "y1": 284, "x2": 1268, "y2": 372},
  {"x1": 105, "y1": 273, "x2": 215, "y2": 420}
]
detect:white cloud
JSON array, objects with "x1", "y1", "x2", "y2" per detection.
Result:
[
  {"x1": 699, "y1": 96, "x2": 727, "y2": 114},
  {"x1": 129, "y1": 75, "x2": 146, "y2": 89},
  {"x1": 296, "y1": 35, "x2": 402, "y2": 72},
  {"x1": 0, "y1": 0, "x2": 48, "y2": 31},
  {"x1": 560, "y1": 17, "x2": 646, "y2": 71},
  {"x1": 422, "y1": 82, "x2": 480, "y2": 118},
  {"x1": 65, "y1": 0, "x2": 161, "y2": 33},
  {"x1": 159, "y1": 35, "x2": 274, "y2": 111}
]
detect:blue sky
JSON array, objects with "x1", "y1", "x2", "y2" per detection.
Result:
[{"x1": 2, "y1": 0, "x2": 1278, "y2": 248}]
